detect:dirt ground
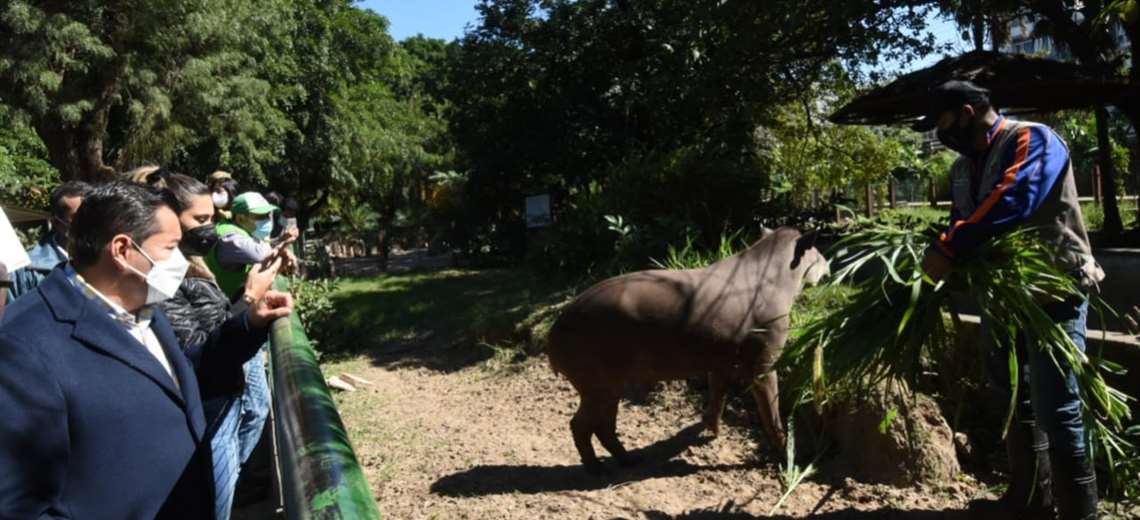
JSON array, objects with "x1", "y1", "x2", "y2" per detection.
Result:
[{"x1": 323, "y1": 347, "x2": 993, "y2": 520}]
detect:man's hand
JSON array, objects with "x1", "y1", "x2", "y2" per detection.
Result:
[
  {"x1": 248, "y1": 290, "x2": 294, "y2": 329},
  {"x1": 243, "y1": 257, "x2": 282, "y2": 304},
  {"x1": 921, "y1": 249, "x2": 952, "y2": 282}
]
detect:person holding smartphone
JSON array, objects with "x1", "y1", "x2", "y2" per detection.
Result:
[
  {"x1": 202, "y1": 190, "x2": 297, "y2": 505},
  {"x1": 205, "y1": 192, "x2": 297, "y2": 300}
]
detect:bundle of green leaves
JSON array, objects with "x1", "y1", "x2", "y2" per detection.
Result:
[{"x1": 779, "y1": 224, "x2": 1135, "y2": 492}]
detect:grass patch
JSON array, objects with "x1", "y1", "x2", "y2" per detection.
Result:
[
  {"x1": 1081, "y1": 199, "x2": 1138, "y2": 233},
  {"x1": 323, "y1": 268, "x2": 575, "y2": 358}
]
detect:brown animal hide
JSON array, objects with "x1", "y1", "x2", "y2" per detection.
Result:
[{"x1": 547, "y1": 227, "x2": 829, "y2": 474}]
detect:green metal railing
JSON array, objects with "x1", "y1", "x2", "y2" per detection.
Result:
[{"x1": 268, "y1": 279, "x2": 382, "y2": 519}]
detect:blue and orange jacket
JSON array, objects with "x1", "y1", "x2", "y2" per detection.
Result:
[
  {"x1": 932, "y1": 116, "x2": 1103, "y2": 286},
  {"x1": 935, "y1": 116, "x2": 1069, "y2": 258}
]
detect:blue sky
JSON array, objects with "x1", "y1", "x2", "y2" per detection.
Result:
[
  {"x1": 359, "y1": 1, "x2": 971, "y2": 75},
  {"x1": 359, "y1": 0, "x2": 479, "y2": 42}
]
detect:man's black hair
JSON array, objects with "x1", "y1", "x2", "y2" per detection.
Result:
[
  {"x1": 70, "y1": 181, "x2": 179, "y2": 269},
  {"x1": 49, "y1": 181, "x2": 93, "y2": 221}
]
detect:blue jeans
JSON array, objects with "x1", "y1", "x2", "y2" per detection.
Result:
[
  {"x1": 204, "y1": 396, "x2": 242, "y2": 520},
  {"x1": 238, "y1": 346, "x2": 271, "y2": 464},
  {"x1": 983, "y1": 297, "x2": 1089, "y2": 456}
]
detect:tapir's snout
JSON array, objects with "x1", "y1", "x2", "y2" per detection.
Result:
[{"x1": 802, "y1": 249, "x2": 830, "y2": 287}]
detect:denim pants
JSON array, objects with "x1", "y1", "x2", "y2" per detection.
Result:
[
  {"x1": 205, "y1": 347, "x2": 272, "y2": 519},
  {"x1": 238, "y1": 345, "x2": 272, "y2": 464},
  {"x1": 983, "y1": 296, "x2": 1089, "y2": 456},
  {"x1": 204, "y1": 396, "x2": 242, "y2": 520}
]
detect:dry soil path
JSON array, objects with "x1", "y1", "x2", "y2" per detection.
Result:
[{"x1": 325, "y1": 353, "x2": 985, "y2": 519}]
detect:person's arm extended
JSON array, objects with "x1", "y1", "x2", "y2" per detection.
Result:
[
  {"x1": 0, "y1": 334, "x2": 71, "y2": 519},
  {"x1": 216, "y1": 232, "x2": 273, "y2": 266},
  {"x1": 183, "y1": 310, "x2": 268, "y2": 384},
  {"x1": 933, "y1": 125, "x2": 1068, "y2": 259},
  {"x1": 183, "y1": 291, "x2": 293, "y2": 385}
]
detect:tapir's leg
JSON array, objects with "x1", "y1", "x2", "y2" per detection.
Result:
[
  {"x1": 595, "y1": 396, "x2": 640, "y2": 467},
  {"x1": 570, "y1": 393, "x2": 607, "y2": 475},
  {"x1": 702, "y1": 371, "x2": 729, "y2": 437},
  {"x1": 751, "y1": 372, "x2": 787, "y2": 450}
]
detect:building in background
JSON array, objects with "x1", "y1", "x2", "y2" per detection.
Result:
[{"x1": 1000, "y1": 14, "x2": 1131, "y2": 61}]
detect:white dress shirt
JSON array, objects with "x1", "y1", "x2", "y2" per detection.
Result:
[{"x1": 66, "y1": 267, "x2": 181, "y2": 391}]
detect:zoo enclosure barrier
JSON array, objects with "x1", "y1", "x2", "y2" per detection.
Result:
[{"x1": 268, "y1": 278, "x2": 382, "y2": 519}]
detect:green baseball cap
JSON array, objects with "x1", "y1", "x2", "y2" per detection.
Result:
[{"x1": 230, "y1": 192, "x2": 278, "y2": 215}]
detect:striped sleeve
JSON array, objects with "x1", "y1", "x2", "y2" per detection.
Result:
[{"x1": 934, "y1": 125, "x2": 1067, "y2": 258}]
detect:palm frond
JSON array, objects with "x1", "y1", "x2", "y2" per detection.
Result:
[{"x1": 779, "y1": 224, "x2": 1135, "y2": 494}]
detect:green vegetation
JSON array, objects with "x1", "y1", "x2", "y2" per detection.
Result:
[
  {"x1": 779, "y1": 224, "x2": 1136, "y2": 499},
  {"x1": 322, "y1": 270, "x2": 574, "y2": 358},
  {"x1": 649, "y1": 230, "x2": 748, "y2": 271},
  {"x1": 289, "y1": 276, "x2": 341, "y2": 351},
  {"x1": 1082, "y1": 200, "x2": 1139, "y2": 233}
]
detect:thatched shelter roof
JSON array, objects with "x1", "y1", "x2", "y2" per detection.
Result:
[
  {"x1": 1, "y1": 204, "x2": 48, "y2": 224},
  {"x1": 830, "y1": 50, "x2": 1140, "y2": 126}
]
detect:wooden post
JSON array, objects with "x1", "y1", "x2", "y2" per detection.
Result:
[
  {"x1": 865, "y1": 183, "x2": 876, "y2": 218},
  {"x1": 1093, "y1": 164, "x2": 1102, "y2": 204},
  {"x1": 888, "y1": 180, "x2": 898, "y2": 209},
  {"x1": 929, "y1": 177, "x2": 938, "y2": 208}
]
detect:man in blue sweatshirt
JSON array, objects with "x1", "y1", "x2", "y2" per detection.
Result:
[{"x1": 916, "y1": 80, "x2": 1103, "y2": 520}]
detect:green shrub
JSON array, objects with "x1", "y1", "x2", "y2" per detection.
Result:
[{"x1": 288, "y1": 276, "x2": 340, "y2": 351}]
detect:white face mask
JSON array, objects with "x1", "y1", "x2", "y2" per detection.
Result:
[
  {"x1": 212, "y1": 191, "x2": 230, "y2": 208},
  {"x1": 122, "y1": 242, "x2": 190, "y2": 305}
]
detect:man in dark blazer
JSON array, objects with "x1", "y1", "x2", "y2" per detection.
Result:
[{"x1": 0, "y1": 182, "x2": 293, "y2": 519}]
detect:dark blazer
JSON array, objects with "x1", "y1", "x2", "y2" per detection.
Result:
[{"x1": 0, "y1": 267, "x2": 268, "y2": 519}]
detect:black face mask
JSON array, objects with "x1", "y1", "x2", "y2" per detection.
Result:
[
  {"x1": 936, "y1": 114, "x2": 975, "y2": 156},
  {"x1": 180, "y1": 224, "x2": 218, "y2": 257}
]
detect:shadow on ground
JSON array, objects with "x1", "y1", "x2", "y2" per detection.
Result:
[
  {"x1": 430, "y1": 423, "x2": 761, "y2": 497},
  {"x1": 626, "y1": 508, "x2": 972, "y2": 519}
]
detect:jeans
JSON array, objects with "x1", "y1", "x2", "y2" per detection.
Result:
[
  {"x1": 238, "y1": 346, "x2": 271, "y2": 464},
  {"x1": 204, "y1": 397, "x2": 242, "y2": 520},
  {"x1": 983, "y1": 297, "x2": 1089, "y2": 456}
]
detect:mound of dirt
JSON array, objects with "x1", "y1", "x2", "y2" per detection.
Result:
[{"x1": 826, "y1": 384, "x2": 960, "y2": 486}]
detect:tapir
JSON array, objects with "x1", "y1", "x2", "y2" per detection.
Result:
[{"x1": 547, "y1": 227, "x2": 829, "y2": 474}]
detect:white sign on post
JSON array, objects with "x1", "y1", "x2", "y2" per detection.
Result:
[
  {"x1": 525, "y1": 194, "x2": 552, "y2": 229},
  {"x1": 0, "y1": 208, "x2": 30, "y2": 272}
]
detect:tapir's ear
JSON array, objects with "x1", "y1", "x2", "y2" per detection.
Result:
[{"x1": 790, "y1": 229, "x2": 819, "y2": 268}]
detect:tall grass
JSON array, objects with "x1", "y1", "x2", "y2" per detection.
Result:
[{"x1": 650, "y1": 230, "x2": 746, "y2": 270}]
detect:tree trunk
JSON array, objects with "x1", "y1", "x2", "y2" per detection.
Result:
[
  {"x1": 1095, "y1": 106, "x2": 1124, "y2": 235},
  {"x1": 865, "y1": 183, "x2": 876, "y2": 218},
  {"x1": 988, "y1": 14, "x2": 1010, "y2": 51},
  {"x1": 378, "y1": 213, "x2": 394, "y2": 271},
  {"x1": 32, "y1": 46, "x2": 127, "y2": 183},
  {"x1": 972, "y1": 14, "x2": 986, "y2": 51},
  {"x1": 35, "y1": 115, "x2": 117, "y2": 183}
]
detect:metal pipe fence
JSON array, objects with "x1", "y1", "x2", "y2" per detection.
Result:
[{"x1": 268, "y1": 279, "x2": 381, "y2": 519}]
